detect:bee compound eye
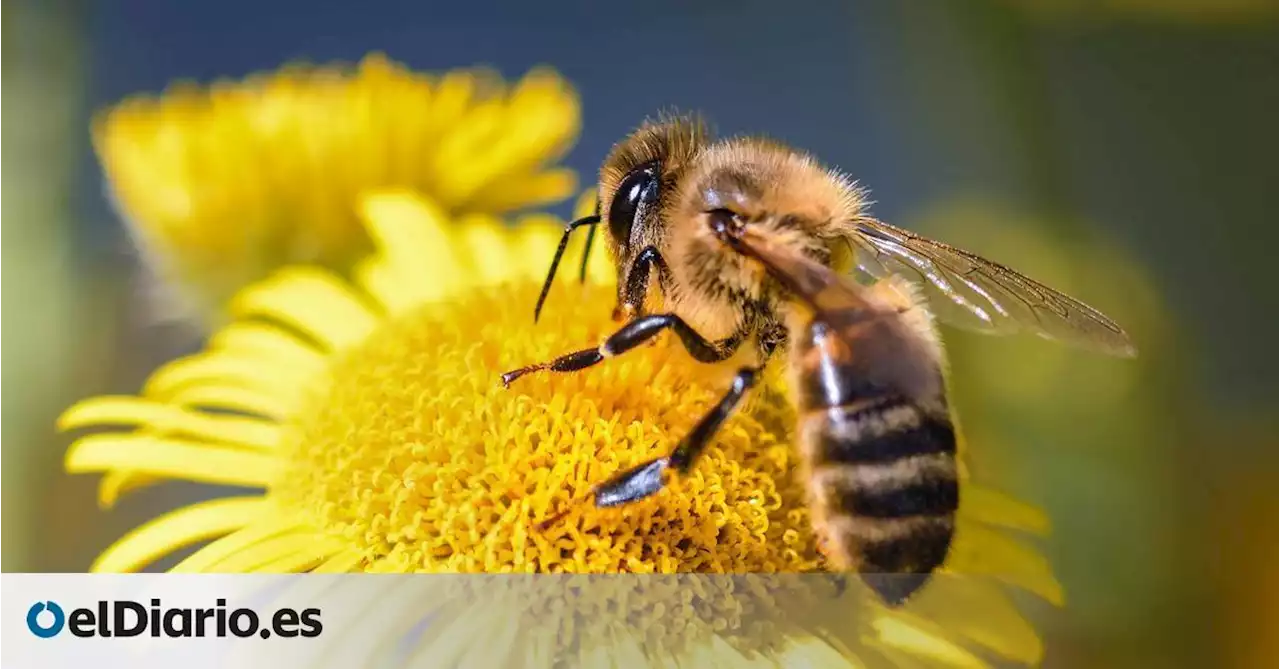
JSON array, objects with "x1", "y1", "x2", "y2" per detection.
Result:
[
  {"x1": 607, "y1": 162, "x2": 660, "y2": 245},
  {"x1": 706, "y1": 208, "x2": 741, "y2": 236}
]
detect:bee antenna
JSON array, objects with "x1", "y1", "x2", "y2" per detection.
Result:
[
  {"x1": 577, "y1": 221, "x2": 598, "y2": 284},
  {"x1": 534, "y1": 214, "x2": 601, "y2": 323}
]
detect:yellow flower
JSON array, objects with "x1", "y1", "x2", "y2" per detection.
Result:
[
  {"x1": 62, "y1": 192, "x2": 1063, "y2": 666},
  {"x1": 95, "y1": 53, "x2": 580, "y2": 319}
]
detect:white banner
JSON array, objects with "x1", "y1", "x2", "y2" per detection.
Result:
[
  {"x1": 3, "y1": 572, "x2": 1023, "y2": 668},
  {"x1": 3, "y1": 574, "x2": 335, "y2": 668}
]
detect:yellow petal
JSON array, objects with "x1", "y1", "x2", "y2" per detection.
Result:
[
  {"x1": 872, "y1": 645, "x2": 964, "y2": 669},
  {"x1": 454, "y1": 218, "x2": 517, "y2": 287},
  {"x1": 59, "y1": 396, "x2": 281, "y2": 450},
  {"x1": 312, "y1": 548, "x2": 365, "y2": 573},
  {"x1": 961, "y1": 485, "x2": 1050, "y2": 535},
  {"x1": 91, "y1": 497, "x2": 266, "y2": 572},
  {"x1": 871, "y1": 616, "x2": 987, "y2": 669},
  {"x1": 467, "y1": 167, "x2": 576, "y2": 212},
  {"x1": 168, "y1": 385, "x2": 294, "y2": 420},
  {"x1": 170, "y1": 518, "x2": 305, "y2": 573},
  {"x1": 359, "y1": 190, "x2": 460, "y2": 297},
  {"x1": 144, "y1": 352, "x2": 311, "y2": 399},
  {"x1": 509, "y1": 215, "x2": 570, "y2": 283},
  {"x1": 904, "y1": 577, "x2": 1045, "y2": 666},
  {"x1": 417, "y1": 68, "x2": 481, "y2": 151},
  {"x1": 250, "y1": 548, "x2": 338, "y2": 573},
  {"x1": 773, "y1": 636, "x2": 859, "y2": 669},
  {"x1": 230, "y1": 268, "x2": 379, "y2": 349},
  {"x1": 353, "y1": 257, "x2": 420, "y2": 315},
  {"x1": 98, "y1": 470, "x2": 160, "y2": 508},
  {"x1": 209, "y1": 321, "x2": 327, "y2": 368},
  {"x1": 949, "y1": 522, "x2": 1064, "y2": 606},
  {"x1": 434, "y1": 103, "x2": 513, "y2": 201},
  {"x1": 66, "y1": 434, "x2": 277, "y2": 487},
  {"x1": 208, "y1": 533, "x2": 339, "y2": 572}
]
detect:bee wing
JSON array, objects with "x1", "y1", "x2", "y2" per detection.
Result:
[{"x1": 848, "y1": 218, "x2": 1136, "y2": 357}]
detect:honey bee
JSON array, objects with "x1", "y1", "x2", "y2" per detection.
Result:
[{"x1": 501, "y1": 113, "x2": 1135, "y2": 604}]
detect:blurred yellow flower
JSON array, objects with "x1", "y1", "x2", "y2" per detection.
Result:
[
  {"x1": 63, "y1": 192, "x2": 1062, "y2": 667},
  {"x1": 95, "y1": 53, "x2": 580, "y2": 319}
]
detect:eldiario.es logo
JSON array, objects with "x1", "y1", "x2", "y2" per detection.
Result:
[{"x1": 26, "y1": 599, "x2": 321, "y2": 639}]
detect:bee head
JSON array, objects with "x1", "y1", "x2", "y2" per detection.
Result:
[{"x1": 598, "y1": 113, "x2": 709, "y2": 316}]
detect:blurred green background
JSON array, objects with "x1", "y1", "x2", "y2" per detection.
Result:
[{"x1": 2, "y1": 1, "x2": 1274, "y2": 667}]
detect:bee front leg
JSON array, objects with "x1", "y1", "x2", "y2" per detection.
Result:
[
  {"x1": 594, "y1": 366, "x2": 761, "y2": 507},
  {"x1": 499, "y1": 314, "x2": 742, "y2": 387}
]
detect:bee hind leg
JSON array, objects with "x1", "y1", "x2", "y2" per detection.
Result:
[{"x1": 594, "y1": 366, "x2": 761, "y2": 507}]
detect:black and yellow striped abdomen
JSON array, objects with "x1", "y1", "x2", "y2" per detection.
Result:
[{"x1": 792, "y1": 317, "x2": 959, "y2": 605}]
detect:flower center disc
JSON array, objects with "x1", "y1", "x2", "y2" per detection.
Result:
[{"x1": 273, "y1": 281, "x2": 820, "y2": 574}]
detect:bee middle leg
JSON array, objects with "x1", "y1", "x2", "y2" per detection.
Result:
[
  {"x1": 593, "y1": 365, "x2": 762, "y2": 507},
  {"x1": 499, "y1": 314, "x2": 743, "y2": 387}
]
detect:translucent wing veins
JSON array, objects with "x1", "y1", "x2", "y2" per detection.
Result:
[{"x1": 850, "y1": 218, "x2": 1136, "y2": 357}]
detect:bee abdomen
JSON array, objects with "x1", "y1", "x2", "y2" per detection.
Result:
[
  {"x1": 842, "y1": 514, "x2": 955, "y2": 605},
  {"x1": 801, "y1": 399, "x2": 959, "y2": 605},
  {"x1": 805, "y1": 398, "x2": 956, "y2": 466}
]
